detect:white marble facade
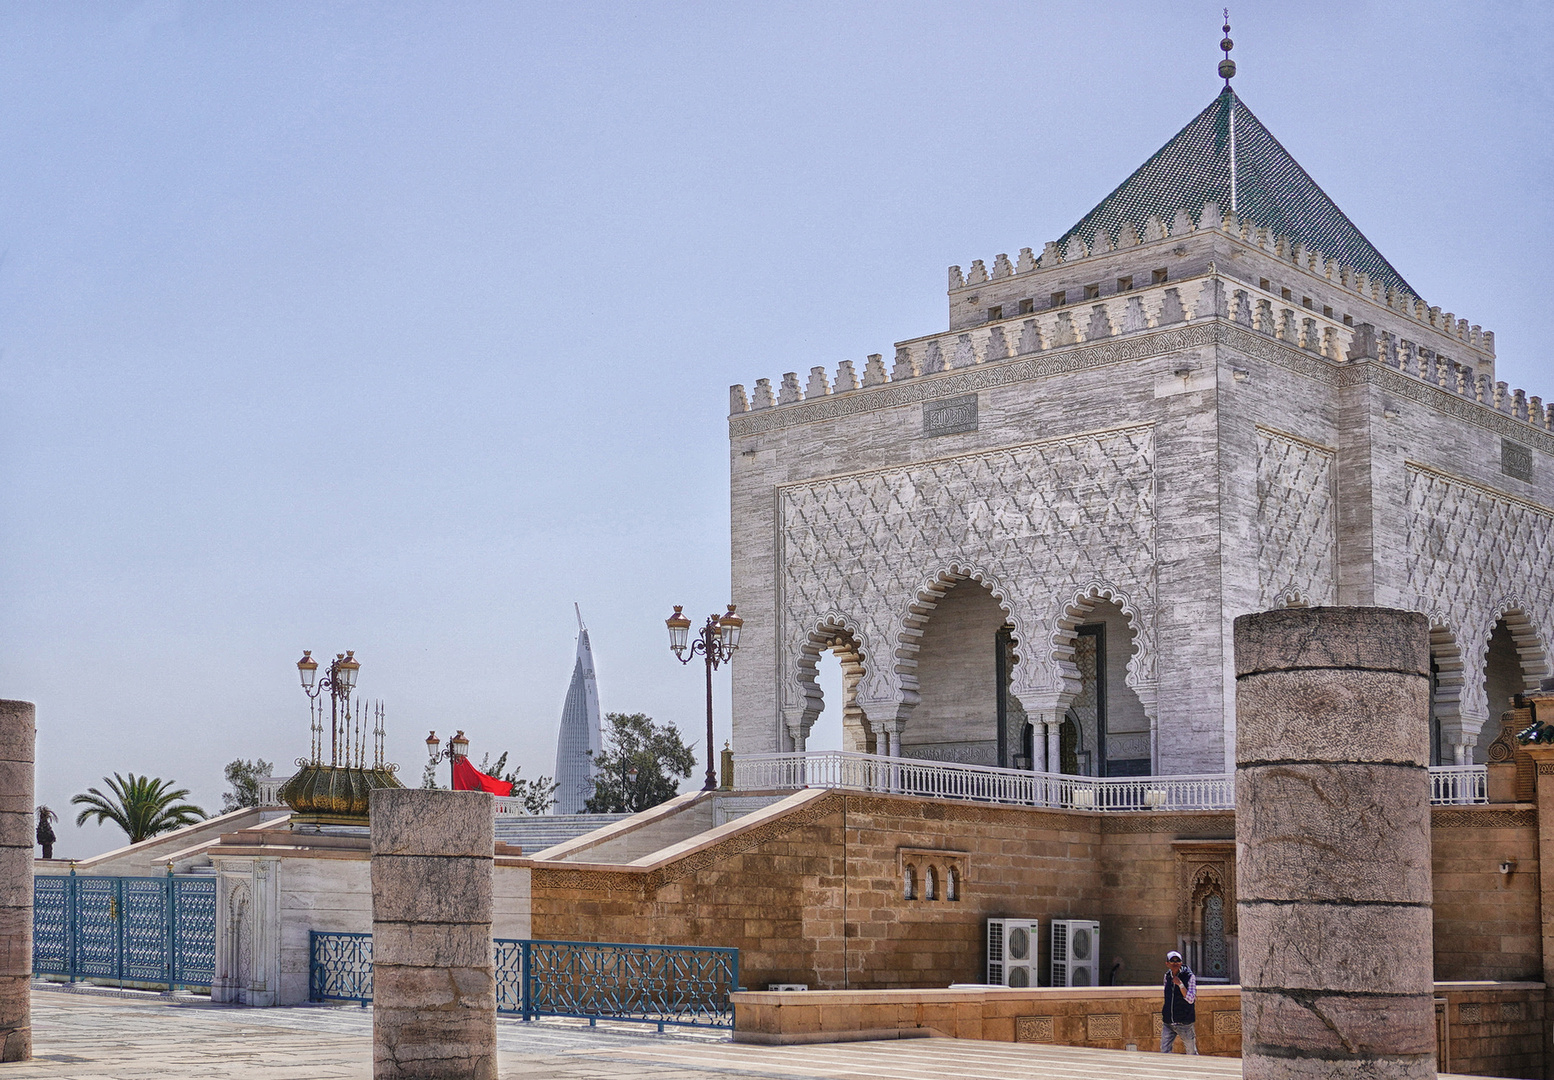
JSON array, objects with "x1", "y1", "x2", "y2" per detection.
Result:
[{"x1": 728, "y1": 212, "x2": 1553, "y2": 775}]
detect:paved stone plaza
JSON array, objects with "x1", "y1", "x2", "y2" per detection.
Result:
[{"x1": 0, "y1": 988, "x2": 1491, "y2": 1079}]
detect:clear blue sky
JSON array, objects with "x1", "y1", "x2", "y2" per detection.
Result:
[{"x1": 2, "y1": 2, "x2": 1549, "y2": 857}]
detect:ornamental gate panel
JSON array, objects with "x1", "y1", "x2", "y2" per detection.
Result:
[{"x1": 32, "y1": 874, "x2": 216, "y2": 991}]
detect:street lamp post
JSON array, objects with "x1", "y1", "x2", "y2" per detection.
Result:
[
  {"x1": 425, "y1": 730, "x2": 470, "y2": 788},
  {"x1": 665, "y1": 605, "x2": 743, "y2": 791}
]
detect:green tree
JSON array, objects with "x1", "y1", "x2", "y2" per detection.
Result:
[
  {"x1": 221, "y1": 758, "x2": 275, "y2": 813},
  {"x1": 476, "y1": 752, "x2": 559, "y2": 815},
  {"x1": 584, "y1": 712, "x2": 695, "y2": 814},
  {"x1": 35, "y1": 806, "x2": 57, "y2": 859},
  {"x1": 420, "y1": 760, "x2": 442, "y2": 790},
  {"x1": 71, "y1": 773, "x2": 207, "y2": 845}
]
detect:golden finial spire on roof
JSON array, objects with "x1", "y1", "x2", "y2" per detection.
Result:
[{"x1": 1219, "y1": 10, "x2": 1237, "y2": 88}]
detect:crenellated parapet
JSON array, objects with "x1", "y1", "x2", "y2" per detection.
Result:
[
  {"x1": 729, "y1": 268, "x2": 1549, "y2": 439},
  {"x1": 730, "y1": 199, "x2": 1547, "y2": 438},
  {"x1": 945, "y1": 201, "x2": 1492, "y2": 356}
]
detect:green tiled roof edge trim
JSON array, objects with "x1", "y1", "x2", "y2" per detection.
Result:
[{"x1": 1056, "y1": 90, "x2": 1415, "y2": 298}]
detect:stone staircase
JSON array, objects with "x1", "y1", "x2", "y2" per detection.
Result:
[
  {"x1": 531, "y1": 792, "x2": 789, "y2": 864},
  {"x1": 492, "y1": 813, "x2": 627, "y2": 854}
]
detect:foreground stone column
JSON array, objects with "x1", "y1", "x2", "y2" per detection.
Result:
[
  {"x1": 371, "y1": 789, "x2": 496, "y2": 1080},
  {"x1": 0, "y1": 701, "x2": 33, "y2": 1062},
  {"x1": 1235, "y1": 608, "x2": 1434, "y2": 1079}
]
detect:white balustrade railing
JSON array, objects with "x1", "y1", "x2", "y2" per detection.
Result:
[
  {"x1": 494, "y1": 797, "x2": 526, "y2": 815},
  {"x1": 1429, "y1": 764, "x2": 1488, "y2": 806},
  {"x1": 734, "y1": 752, "x2": 1488, "y2": 810}
]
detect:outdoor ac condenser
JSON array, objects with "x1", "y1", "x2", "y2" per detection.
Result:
[
  {"x1": 1050, "y1": 919, "x2": 1101, "y2": 987},
  {"x1": 986, "y1": 917, "x2": 1040, "y2": 987}
]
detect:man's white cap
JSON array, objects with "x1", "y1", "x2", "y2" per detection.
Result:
[{"x1": 1166, "y1": 950, "x2": 1183, "y2": 961}]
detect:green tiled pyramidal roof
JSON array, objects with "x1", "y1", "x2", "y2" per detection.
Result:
[{"x1": 1057, "y1": 89, "x2": 1415, "y2": 297}]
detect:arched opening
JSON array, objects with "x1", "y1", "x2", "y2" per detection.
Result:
[
  {"x1": 1474, "y1": 612, "x2": 1548, "y2": 763},
  {"x1": 1430, "y1": 624, "x2": 1465, "y2": 766},
  {"x1": 946, "y1": 865, "x2": 960, "y2": 902},
  {"x1": 924, "y1": 865, "x2": 938, "y2": 901},
  {"x1": 805, "y1": 650, "x2": 846, "y2": 753},
  {"x1": 901, "y1": 578, "x2": 1016, "y2": 766},
  {"x1": 903, "y1": 864, "x2": 916, "y2": 901},
  {"x1": 794, "y1": 623, "x2": 872, "y2": 754},
  {"x1": 1054, "y1": 596, "x2": 1150, "y2": 776}
]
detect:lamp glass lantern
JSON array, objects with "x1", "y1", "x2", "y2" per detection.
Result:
[
  {"x1": 665, "y1": 606, "x2": 692, "y2": 653},
  {"x1": 335, "y1": 651, "x2": 360, "y2": 690},
  {"x1": 426, "y1": 731, "x2": 440, "y2": 760},
  {"x1": 717, "y1": 605, "x2": 743, "y2": 652},
  {"x1": 297, "y1": 651, "x2": 319, "y2": 690}
]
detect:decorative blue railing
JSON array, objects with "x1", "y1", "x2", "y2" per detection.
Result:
[
  {"x1": 32, "y1": 873, "x2": 216, "y2": 990},
  {"x1": 497, "y1": 938, "x2": 739, "y2": 1031},
  {"x1": 308, "y1": 932, "x2": 738, "y2": 1030},
  {"x1": 310, "y1": 930, "x2": 373, "y2": 1004}
]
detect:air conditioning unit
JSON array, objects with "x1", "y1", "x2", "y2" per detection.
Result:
[
  {"x1": 986, "y1": 918, "x2": 1039, "y2": 987},
  {"x1": 1051, "y1": 919, "x2": 1100, "y2": 987}
]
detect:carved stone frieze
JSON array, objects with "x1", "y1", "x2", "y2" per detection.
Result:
[
  {"x1": 1256, "y1": 428, "x2": 1337, "y2": 609},
  {"x1": 1402, "y1": 463, "x2": 1554, "y2": 725},
  {"x1": 777, "y1": 424, "x2": 1156, "y2": 715}
]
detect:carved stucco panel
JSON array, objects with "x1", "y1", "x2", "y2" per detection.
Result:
[
  {"x1": 776, "y1": 424, "x2": 1156, "y2": 719},
  {"x1": 1403, "y1": 464, "x2": 1554, "y2": 728},
  {"x1": 1256, "y1": 428, "x2": 1337, "y2": 609}
]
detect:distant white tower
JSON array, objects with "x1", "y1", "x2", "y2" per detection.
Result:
[{"x1": 553, "y1": 605, "x2": 603, "y2": 814}]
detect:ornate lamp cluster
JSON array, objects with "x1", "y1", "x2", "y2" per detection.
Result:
[{"x1": 277, "y1": 649, "x2": 402, "y2": 826}]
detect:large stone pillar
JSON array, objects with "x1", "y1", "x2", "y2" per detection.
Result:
[
  {"x1": 371, "y1": 789, "x2": 496, "y2": 1080},
  {"x1": 0, "y1": 701, "x2": 33, "y2": 1062},
  {"x1": 1234, "y1": 608, "x2": 1434, "y2": 1079}
]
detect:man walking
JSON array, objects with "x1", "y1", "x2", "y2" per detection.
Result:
[{"x1": 1161, "y1": 950, "x2": 1197, "y2": 1054}]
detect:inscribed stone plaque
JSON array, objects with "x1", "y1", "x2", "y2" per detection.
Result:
[
  {"x1": 1086, "y1": 1013, "x2": 1123, "y2": 1040},
  {"x1": 1152, "y1": 1014, "x2": 1163, "y2": 1035},
  {"x1": 1213, "y1": 1010, "x2": 1241, "y2": 1035},
  {"x1": 923, "y1": 394, "x2": 978, "y2": 437},
  {"x1": 1502, "y1": 439, "x2": 1533, "y2": 482},
  {"x1": 1016, "y1": 1016, "x2": 1054, "y2": 1043}
]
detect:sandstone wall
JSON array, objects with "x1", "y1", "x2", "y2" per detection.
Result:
[{"x1": 527, "y1": 791, "x2": 1540, "y2": 993}]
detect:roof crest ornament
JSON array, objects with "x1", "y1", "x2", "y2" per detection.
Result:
[{"x1": 1219, "y1": 11, "x2": 1236, "y2": 88}]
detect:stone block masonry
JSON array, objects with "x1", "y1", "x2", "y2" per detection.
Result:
[
  {"x1": 1235, "y1": 608, "x2": 1434, "y2": 1079},
  {"x1": 370, "y1": 789, "x2": 496, "y2": 1080},
  {"x1": 0, "y1": 700, "x2": 32, "y2": 1062}
]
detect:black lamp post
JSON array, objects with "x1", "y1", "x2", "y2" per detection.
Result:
[
  {"x1": 666, "y1": 605, "x2": 743, "y2": 791},
  {"x1": 425, "y1": 730, "x2": 470, "y2": 787}
]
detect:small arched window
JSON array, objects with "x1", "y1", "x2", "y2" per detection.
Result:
[
  {"x1": 925, "y1": 865, "x2": 938, "y2": 901},
  {"x1": 946, "y1": 865, "x2": 960, "y2": 901},
  {"x1": 903, "y1": 864, "x2": 916, "y2": 901}
]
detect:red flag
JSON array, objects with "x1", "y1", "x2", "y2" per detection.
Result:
[{"x1": 452, "y1": 756, "x2": 514, "y2": 796}]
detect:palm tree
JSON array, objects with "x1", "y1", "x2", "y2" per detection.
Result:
[{"x1": 71, "y1": 773, "x2": 206, "y2": 845}]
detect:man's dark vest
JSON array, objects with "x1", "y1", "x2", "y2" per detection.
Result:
[{"x1": 1162, "y1": 967, "x2": 1196, "y2": 1025}]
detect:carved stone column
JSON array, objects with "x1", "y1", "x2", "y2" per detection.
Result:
[
  {"x1": 1235, "y1": 608, "x2": 1434, "y2": 1079},
  {"x1": 0, "y1": 701, "x2": 33, "y2": 1062}
]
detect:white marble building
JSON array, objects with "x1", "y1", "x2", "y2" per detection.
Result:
[{"x1": 727, "y1": 86, "x2": 1552, "y2": 776}]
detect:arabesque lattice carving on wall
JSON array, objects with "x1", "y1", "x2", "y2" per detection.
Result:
[
  {"x1": 776, "y1": 424, "x2": 1156, "y2": 719},
  {"x1": 1404, "y1": 464, "x2": 1554, "y2": 728},
  {"x1": 1256, "y1": 428, "x2": 1336, "y2": 609}
]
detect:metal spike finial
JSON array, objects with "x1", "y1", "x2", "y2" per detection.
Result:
[{"x1": 1219, "y1": 10, "x2": 1236, "y2": 87}]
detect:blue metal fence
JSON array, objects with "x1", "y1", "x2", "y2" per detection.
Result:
[
  {"x1": 32, "y1": 873, "x2": 216, "y2": 990},
  {"x1": 501, "y1": 938, "x2": 739, "y2": 1031},
  {"x1": 308, "y1": 932, "x2": 738, "y2": 1030}
]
